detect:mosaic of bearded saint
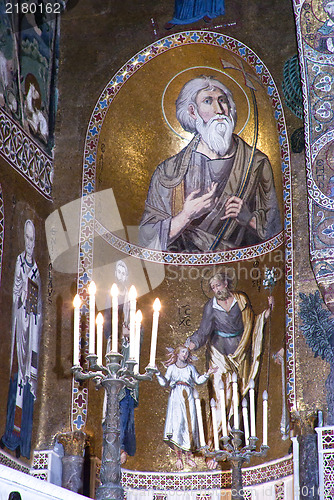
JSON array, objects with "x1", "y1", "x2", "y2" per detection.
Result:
[{"x1": 139, "y1": 75, "x2": 281, "y2": 253}]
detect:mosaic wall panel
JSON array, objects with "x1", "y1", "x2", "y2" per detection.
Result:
[
  {"x1": 294, "y1": 0, "x2": 334, "y2": 313},
  {"x1": 0, "y1": 0, "x2": 63, "y2": 198}
]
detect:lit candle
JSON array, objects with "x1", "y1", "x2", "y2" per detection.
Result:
[
  {"x1": 73, "y1": 294, "x2": 81, "y2": 366},
  {"x1": 149, "y1": 298, "x2": 161, "y2": 367},
  {"x1": 210, "y1": 398, "x2": 219, "y2": 451},
  {"x1": 263, "y1": 390, "x2": 268, "y2": 446},
  {"x1": 249, "y1": 379, "x2": 256, "y2": 437},
  {"x1": 110, "y1": 283, "x2": 119, "y2": 353},
  {"x1": 232, "y1": 372, "x2": 239, "y2": 430},
  {"x1": 219, "y1": 380, "x2": 228, "y2": 437},
  {"x1": 88, "y1": 281, "x2": 96, "y2": 354},
  {"x1": 242, "y1": 398, "x2": 250, "y2": 445},
  {"x1": 128, "y1": 285, "x2": 137, "y2": 359},
  {"x1": 96, "y1": 312, "x2": 104, "y2": 365},
  {"x1": 194, "y1": 389, "x2": 206, "y2": 448},
  {"x1": 134, "y1": 310, "x2": 142, "y2": 374}
]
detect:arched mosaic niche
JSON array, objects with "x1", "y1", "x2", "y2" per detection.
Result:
[{"x1": 74, "y1": 31, "x2": 295, "y2": 472}]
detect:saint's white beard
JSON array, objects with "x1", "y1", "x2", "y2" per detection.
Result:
[{"x1": 195, "y1": 113, "x2": 235, "y2": 157}]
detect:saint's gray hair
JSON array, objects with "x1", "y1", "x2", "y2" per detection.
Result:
[{"x1": 175, "y1": 76, "x2": 237, "y2": 133}]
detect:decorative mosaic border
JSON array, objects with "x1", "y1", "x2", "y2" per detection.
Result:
[
  {"x1": 120, "y1": 456, "x2": 293, "y2": 491},
  {"x1": 293, "y1": 0, "x2": 334, "y2": 412},
  {"x1": 95, "y1": 219, "x2": 284, "y2": 266},
  {"x1": 74, "y1": 30, "x2": 294, "y2": 428},
  {"x1": 308, "y1": 129, "x2": 334, "y2": 210},
  {"x1": 0, "y1": 108, "x2": 53, "y2": 200}
]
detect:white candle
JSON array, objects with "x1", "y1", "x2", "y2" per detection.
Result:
[
  {"x1": 96, "y1": 312, "x2": 104, "y2": 365},
  {"x1": 219, "y1": 380, "x2": 228, "y2": 437},
  {"x1": 210, "y1": 399, "x2": 219, "y2": 451},
  {"x1": 249, "y1": 379, "x2": 256, "y2": 437},
  {"x1": 134, "y1": 310, "x2": 142, "y2": 374},
  {"x1": 88, "y1": 281, "x2": 96, "y2": 354},
  {"x1": 73, "y1": 294, "x2": 81, "y2": 366},
  {"x1": 149, "y1": 298, "x2": 161, "y2": 367},
  {"x1": 110, "y1": 283, "x2": 119, "y2": 353},
  {"x1": 128, "y1": 285, "x2": 137, "y2": 359},
  {"x1": 232, "y1": 372, "x2": 239, "y2": 430},
  {"x1": 263, "y1": 390, "x2": 268, "y2": 446},
  {"x1": 194, "y1": 389, "x2": 206, "y2": 448},
  {"x1": 242, "y1": 398, "x2": 250, "y2": 445}
]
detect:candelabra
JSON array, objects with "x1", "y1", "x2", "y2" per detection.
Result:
[
  {"x1": 202, "y1": 430, "x2": 269, "y2": 500},
  {"x1": 195, "y1": 374, "x2": 269, "y2": 500},
  {"x1": 72, "y1": 352, "x2": 157, "y2": 500}
]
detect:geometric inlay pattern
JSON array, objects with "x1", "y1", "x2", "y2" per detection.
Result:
[
  {"x1": 120, "y1": 456, "x2": 293, "y2": 490},
  {"x1": 0, "y1": 108, "x2": 53, "y2": 200}
]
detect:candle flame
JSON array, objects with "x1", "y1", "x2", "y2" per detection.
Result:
[
  {"x1": 249, "y1": 378, "x2": 255, "y2": 390},
  {"x1": 73, "y1": 294, "x2": 81, "y2": 308},
  {"x1": 153, "y1": 298, "x2": 161, "y2": 312},
  {"x1": 219, "y1": 380, "x2": 225, "y2": 390},
  {"x1": 129, "y1": 285, "x2": 137, "y2": 300},
  {"x1": 232, "y1": 372, "x2": 237, "y2": 383},
  {"x1": 263, "y1": 390, "x2": 268, "y2": 400},
  {"x1": 193, "y1": 389, "x2": 199, "y2": 399},
  {"x1": 210, "y1": 398, "x2": 217, "y2": 408},
  {"x1": 110, "y1": 283, "x2": 119, "y2": 297},
  {"x1": 242, "y1": 398, "x2": 247, "y2": 408},
  {"x1": 136, "y1": 309, "x2": 143, "y2": 322},
  {"x1": 96, "y1": 312, "x2": 104, "y2": 325},
  {"x1": 88, "y1": 280, "x2": 96, "y2": 295}
]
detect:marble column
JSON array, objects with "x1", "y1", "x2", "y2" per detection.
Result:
[{"x1": 57, "y1": 431, "x2": 87, "y2": 494}]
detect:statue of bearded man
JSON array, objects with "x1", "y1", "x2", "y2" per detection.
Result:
[{"x1": 138, "y1": 75, "x2": 281, "y2": 253}]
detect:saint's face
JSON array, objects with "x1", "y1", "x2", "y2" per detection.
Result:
[
  {"x1": 178, "y1": 347, "x2": 189, "y2": 363},
  {"x1": 24, "y1": 223, "x2": 35, "y2": 262},
  {"x1": 325, "y1": 1, "x2": 334, "y2": 20},
  {"x1": 210, "y1": 279, "x2": 228, "y2": 296},
  {"x1": 195, "y1": 87, "x2": 230, "y2": 124}
]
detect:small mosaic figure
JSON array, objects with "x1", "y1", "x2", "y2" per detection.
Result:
[{"x1": 156, "y1": 345, "x2": 217, "y2": 470}]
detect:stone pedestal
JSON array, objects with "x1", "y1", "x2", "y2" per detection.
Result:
[{"x1": 57, "y1": 431, "x2": 87, "y2": 494}]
